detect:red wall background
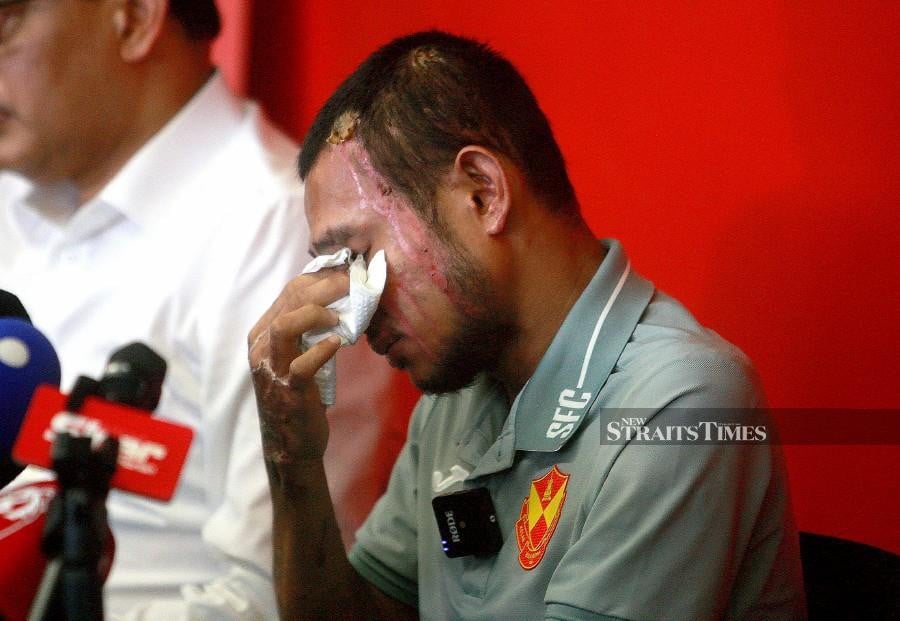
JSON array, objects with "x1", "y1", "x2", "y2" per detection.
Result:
[{"x1": 214, "y1": 1, "x2": 899, "y2": 553}]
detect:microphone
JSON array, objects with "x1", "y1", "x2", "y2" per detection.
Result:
[
  {"x1": 0, "y1": 322, "x2": 188, "y2": 620},
  {"x1": 15, "y1": 343, "x2": 185, "y2": 621},
  {"x1": 13, "y1": 343, "x2": 192, "y2": 502},
  {"x1": 0, "y1": 481, "x2": 115, "y2": 621},
  {"x1": 0, "y1": 319, "x2": 62, "y2": 488},
  {"x1": 98, "y1": 342, "x2": 166, "y2": 411}
]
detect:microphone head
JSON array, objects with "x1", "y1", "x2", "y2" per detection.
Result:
[
  {"x1": 0, "y1": 319, "x2": 61, "y2": 487},
  {"x1": 0, "y1": 290, "x2": 30, "y2": 323},
  {"x1": 99, "y1": 342, "x2": 166, "y2": 411}
]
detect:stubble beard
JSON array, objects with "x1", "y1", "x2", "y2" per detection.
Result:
[{"x1": 414, "y1": 238, "x2": 516, "y2": 395}]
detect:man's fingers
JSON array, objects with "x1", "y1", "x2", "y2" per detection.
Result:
[
  {"x1": 298, "y1": 268, "x2": 352, "y2": 305},
  {"x1": 269, "y1": 305, "x2": 340, "y2": 375},
  {"x1": 249, "y1": 270, "x2": 349, "y2": 346},
  {"x1": 289, "y1": 336, "x2": 342, "y2": 386}
]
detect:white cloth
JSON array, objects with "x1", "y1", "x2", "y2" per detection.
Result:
[
  {"x1": 300, "y1": 248, "x2": 387, "y2": 404},
  {"x1": 0, "y1": 73, "x2": 401, "y2": 620}
]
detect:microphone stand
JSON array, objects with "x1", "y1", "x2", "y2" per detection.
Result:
[{"x1": 28, "y1": 377, "x2": 118, "y2": 621}]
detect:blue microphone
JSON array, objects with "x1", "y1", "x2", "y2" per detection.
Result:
[{"x1": 0, "y1": 318, "x2": 61, "y2": 487}]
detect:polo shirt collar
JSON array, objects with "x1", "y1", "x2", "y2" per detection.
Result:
[{"x1": 469, "y1": 239, "x2": 654, "y2": 478}]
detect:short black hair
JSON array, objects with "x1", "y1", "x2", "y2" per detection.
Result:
[
  {"x1": 169, "y1": 0, "x2": 221, "y2": 41},
  {"x1": 299, "y1": 30, "x2": 578, "y2": 226}
]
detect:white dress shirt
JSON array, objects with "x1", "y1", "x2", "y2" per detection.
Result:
[{"x1": 0, "y1": 73, "x2": 403, "y2": 620}]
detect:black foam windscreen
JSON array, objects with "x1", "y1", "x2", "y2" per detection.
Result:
[
  {"x1": 0, "y1": 290, "x2": 30, "y2": 323},
  {"x1": 99, "y1": 343, "x2": 167, "y2": 411}
]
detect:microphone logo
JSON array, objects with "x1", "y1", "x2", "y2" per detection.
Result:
[
  {"x1": 117, "y1": 436, "x2": 169, "y2": 476},
  {"x1": 43, "y1": 411, "x2": 109, "y2": 447},
  {"x1": 41, "y1": 412, "x2": 170, "y2": 476},
  {"x1": 14, "y1": 386, "x2": 192, "y2": 501}
]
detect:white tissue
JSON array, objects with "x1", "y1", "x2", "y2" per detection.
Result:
[{"x1": 301, "y1": 248, "x2": 386, "y2": 405}]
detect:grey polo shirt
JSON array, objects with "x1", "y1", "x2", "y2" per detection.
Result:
[{"x1": 349, "y1": 239, "x2": 806, "y2": 620}]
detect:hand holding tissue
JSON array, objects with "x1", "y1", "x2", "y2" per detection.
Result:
[{"x1": 300, "y1": 248, "x2": 386, "y2": 404}]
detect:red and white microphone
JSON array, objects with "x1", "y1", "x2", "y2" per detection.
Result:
[
  {"x1": 0, "y1": 341, "x2": 193, "y2": 621},
  {"x1": 12, "y1": 343, "x2": 193, "y2": 502},
  {"x1": 12, "y1": 386, "x2": 192, "y2": 502}
]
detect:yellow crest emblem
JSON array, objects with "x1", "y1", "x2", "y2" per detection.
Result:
[{"x1": 515, "y1": 465, "x2": 570, "y2": 570}]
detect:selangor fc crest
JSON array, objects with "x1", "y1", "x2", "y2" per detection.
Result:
[{"x1": 515, "y1": 465, "x2": 570, "y2": 570}]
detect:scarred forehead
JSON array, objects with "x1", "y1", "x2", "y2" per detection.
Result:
[
  {"x1": 305, "y1": 139, "x2": 435, "y2": 259},
  {"x1": 305, "y1": 139, "x2": 386, "y2": 255}
]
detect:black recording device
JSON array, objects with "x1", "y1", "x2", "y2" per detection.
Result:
[{"x1": 431, "y1": 487, "x2": 502, "y2": 558}]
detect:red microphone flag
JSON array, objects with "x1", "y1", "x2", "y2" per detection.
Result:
[{"x1": 12, "y1": 385, "x2": 193, "y2": 501}]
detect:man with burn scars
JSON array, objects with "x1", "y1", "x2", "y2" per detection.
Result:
[{"x1": 249, "y1": 31, "x2": 807, "y2": 620}]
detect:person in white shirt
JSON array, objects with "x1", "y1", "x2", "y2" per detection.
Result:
[{"x1": 0, "y1": 0, "x2": 403, "y2": 618}]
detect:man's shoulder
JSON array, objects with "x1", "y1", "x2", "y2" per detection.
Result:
[
  {"x1": 193, "y1": 105, "x2": 301, "y2": 203},
  {"x1": 149, "y1": 79, "x2": 302, "y2": 212},
  {"x1": 152, "y1": 102, "x2": 306, "y2": 255},
  {"x1": 610, "y1": 288, "x2": 763, "y2": 409}
]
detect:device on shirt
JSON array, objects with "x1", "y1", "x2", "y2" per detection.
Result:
[{"x1": 432, "y1": 487, "x2": 503, "y2": 558}]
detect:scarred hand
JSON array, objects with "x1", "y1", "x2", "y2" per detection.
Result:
[{"x1": 247, "y1": 268, "x2": 349, "y2": 470}]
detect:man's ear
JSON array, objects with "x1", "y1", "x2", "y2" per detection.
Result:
[
  {"x1": 112, "y1": 0, "x2": 168, "y2": 62},
  {"x1": 452, "y1": 146, "x2": 511, "y2": 236}
]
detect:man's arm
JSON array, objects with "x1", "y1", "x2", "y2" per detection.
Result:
[
  {"x1": 268, "y1": 458, "x2": 412, "y2": 620},
  {"x1": 248, "y1": 268, "x2": 417, "y2": 620}
]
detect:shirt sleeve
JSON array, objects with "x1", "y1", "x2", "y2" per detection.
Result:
[
  {"x1": 348, "y1": 396, "x2": 435, "y2": 608},
  {"x1": 108, "y1": 565, "x2": 277, "y2": 621},
  {"x1": 544, "y1": 355, "x2": 806, "y2": 621}
]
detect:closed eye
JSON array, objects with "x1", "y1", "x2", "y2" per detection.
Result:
[{"x1": 0, "y1": 2, "x2": 29, "y2": 46}]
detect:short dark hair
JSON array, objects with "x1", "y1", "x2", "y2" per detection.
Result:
[
  {"x1": 168, "y1": 0, "x2": 221, "y2": 41},
  {"x1": 299, "y1": 30, "x2": 578, "y2": 226}
]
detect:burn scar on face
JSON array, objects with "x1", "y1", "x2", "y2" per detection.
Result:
[
  {"x1": 315, "y1": 139, "x2": 456, "y2": 360},
  {"x1": 329, "y1": 139, "x2": 447, "y2": 289}
]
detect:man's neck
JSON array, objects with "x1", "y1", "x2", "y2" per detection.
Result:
[
  {"x1": 493, "y1": 214, "x2": 605, "y2": 403},
  {"x1": 69, "y1": 59, "x2": 215, "y2": 206}
]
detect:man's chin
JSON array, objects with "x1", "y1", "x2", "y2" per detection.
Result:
[{"x1": 409, "y1": 363, "x2": 479, "y2": 396}]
